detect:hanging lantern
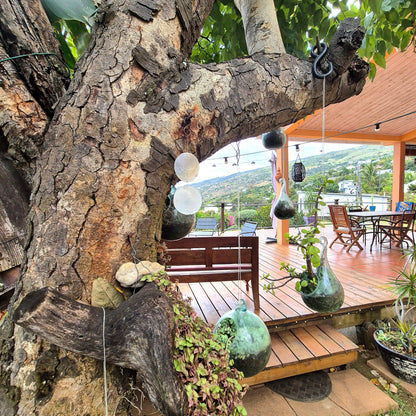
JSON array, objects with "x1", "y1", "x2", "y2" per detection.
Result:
[
  {"x1": 161, "y1": 189, "x2": 195, "y2": 241},
  {"x1": 262, "y1": 128, "x2": 286, "y2": 150},
  {"x1": 214, "y1": 299, "x2": 271, "y2": 377},
  {"x1": 173, "y1": 185, "x2": 202, "y2": 215},
  {"x1": 174, "y1": 152, "x2": 199, "y2": 182},
  {"x1": 273, "y1": 178, "x2": 296, "y2": 219},
  {"x1": 291, "y1": 153, "x2": 306, "y2": 183},
  {"x1": 300, "y1": 237, "x2": 344, "y2": 313}
]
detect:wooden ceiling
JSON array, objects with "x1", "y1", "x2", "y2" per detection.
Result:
[{"x1": 285, "y1": 47, "x2": 416, "y2": 146}]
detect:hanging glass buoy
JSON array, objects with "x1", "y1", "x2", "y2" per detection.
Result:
[
  {"x1": 291, "y1": 153, "x2": 306, "y2": 183},
  {"x1": 174, "y1": 152, "x2": 199, "y2": 182},
  {"x1": 214, "y1": 299, "x2": 271, "y2": 378},
  {"x1": 273, "y1": 178, "x2": 296, "y2": 219},
  {"x1": 161, "y1": 188, "x2": 195, "y2": 241},
  {"x1": 262, "y1": 128, "x2": 286, "y2": 150},
  {"x1": 173, "y1": 185, "x2": 202, "y2": 215},
  {"x1": 301, "y1": 236, "x2": 344, "y2": 313}
]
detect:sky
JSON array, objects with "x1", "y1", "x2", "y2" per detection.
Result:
[{"x1": 189, "y1": 136, "x2": 361, "y2": 184}]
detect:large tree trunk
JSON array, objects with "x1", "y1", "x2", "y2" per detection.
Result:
[{"x1": 0, "y1": 0, "x2": 369, "y2": 414}]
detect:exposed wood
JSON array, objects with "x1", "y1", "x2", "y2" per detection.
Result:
[
  {"x1": 14, "y1": 284, "x2": 188, "y2": 416},
  {"x1": 242, "y1": 324, "x2": 359, "y2": 386},
  {"x1": 0, "y1": 156, "x2": 29, "y2": 272}
]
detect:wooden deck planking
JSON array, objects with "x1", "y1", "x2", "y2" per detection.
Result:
[
  {"x1": 243, "y1": 324, "x2": 359, "y2": 386},
  {"x1": 177, "y1": 228, "x2": 404, "y2": 328}
]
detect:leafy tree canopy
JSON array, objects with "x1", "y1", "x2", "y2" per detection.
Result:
[{"x1": 41, "y1": 0, "x2": 415, "y2": 80}]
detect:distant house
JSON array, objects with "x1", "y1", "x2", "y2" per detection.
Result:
[{"x1": 338, "y1": 180, "x2": 357, "y2": 194}]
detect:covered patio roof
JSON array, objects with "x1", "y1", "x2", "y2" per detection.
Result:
[
  {"x1": 274, "y1": 46, "x2": 416, "y2": 244},
  {"x1": 285, "y1": 46, "x2": 416, "y2": 146}
]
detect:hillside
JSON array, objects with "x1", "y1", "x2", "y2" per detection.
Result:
[{"x1": 194, "y1": 144, "x2": 395, "y2": 206}]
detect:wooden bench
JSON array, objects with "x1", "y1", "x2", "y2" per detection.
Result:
[{"x1": 162, "y1": 236, "x2": 260, "y2": 310}]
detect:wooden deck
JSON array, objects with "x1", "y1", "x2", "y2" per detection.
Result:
[
  {"x1": 177, "y1": 227, "x2": 405, "y2": 385},
  {"x1": 179, "y1": 227, "x2": 404, "y2": 328}
]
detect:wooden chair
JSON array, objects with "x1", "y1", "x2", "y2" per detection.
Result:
[
  {"x1": 328, "y1": 205, "x2": 366, "y2": 252},
  {"x1": 379, "y1": 210, "x2": 415, "y2": 248},
  {"x1": 189, "y1": 217, "x2": 218, "y2": 236},
  {"x1": 239, "y1": 221, "x2": 257, "y2": 236}
]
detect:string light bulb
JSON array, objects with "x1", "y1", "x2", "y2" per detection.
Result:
[{"x1": 375, "y1": 123, "x2": 380, "y2": 131}]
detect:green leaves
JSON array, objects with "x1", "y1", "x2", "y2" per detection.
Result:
[
  {"x1": 40, "y1": 0, "x2": 96, "y2": 25},
  {"x1": 143, "y1": 272, "x2": 247, "y2": 415}
]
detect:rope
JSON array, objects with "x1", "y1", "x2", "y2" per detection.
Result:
[
  {"x1": 233, "y1": 141, "x2": 243, "y2": 302},
  {"x1": 321, "y1": 77, "x2": 326, "y2": 175},
  {"x1": 102, "y1": 307, "x2": 108, "y2": 416},
  {"x1": 0, "y1": 52, "x2": 71, "y2": 74}
]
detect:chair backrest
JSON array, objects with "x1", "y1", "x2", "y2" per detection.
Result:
[
  {"x1": 399, "y1": 210, "x2": 415, "y2": 231},
  {"x1": 396, "y1": 201, "x2": 413, "y2": 211},
  {"x1": 240, "y1": 221, "x2": 257, "y2": 236},
  {"x1": 194, "y1": 217, "x2": 218, "y2": 233},
  {"x1": 328, "y1": 205, "x2": 352, "y2": 229}
]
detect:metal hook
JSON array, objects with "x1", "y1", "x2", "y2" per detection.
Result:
[{"x1": 311, "y1": 40, "x2": 333, "y2": 79}]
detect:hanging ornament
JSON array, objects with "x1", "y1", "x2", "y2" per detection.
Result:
[
  {"x1": 214, "y1": 299, "x2": 271, "y2": 377},
  {"x1": 174, "y1": 152, "x2": 199, "y2": 182},
  {"x1": 162, "y1": 188, "x2": 195, "y2": 240},
  {"x1": 262, "y1": 128, "x2": 286, "y2": 150},
  {"x1": 300, "y1": 237, "x2": 344, "y2": 313},
  {"x1": 291, "y1": 148, "x2": 306, "y2": 183},
  {"x1": 273, "y1": 178, "x2": 296, "y2": 219},
  {"x1": 173, "y1": 185, "x2": 202, "y2": 215}
]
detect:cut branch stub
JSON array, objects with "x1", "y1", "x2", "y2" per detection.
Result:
[{"x1": 14, "y1": 284, "x2": 188, "y2": 416}]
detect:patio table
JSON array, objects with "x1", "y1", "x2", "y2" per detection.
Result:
[{"x1": 347, "y1": 210, "x2": 400, "y2": 251}]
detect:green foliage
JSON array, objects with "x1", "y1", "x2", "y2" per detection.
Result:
[
  {"x1": 377, "y1": 246, "x2": 416, "y2": 356},
  {"x1": 142, "y1": 272, "x2": 247, "y2": 416},
  {"x1": 239, "y1": 209, "x2": 257, "y2": 223},
  {"x1": 254, "y1": 205, "x2": 272, "y2": 227}
]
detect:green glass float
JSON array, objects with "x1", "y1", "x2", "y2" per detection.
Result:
[
  {"x1": 214, "y1": 299, "x2": 271, "y2": 377},
  {"x1": 301, "y1": 236, "x2": 344, "y2": 313},
  {"x1": 273, "y1": 178, "x2": 296, "y2": 220},
  {"x1": 161, "y1": 188, "x2": 195, "y2": 241}
]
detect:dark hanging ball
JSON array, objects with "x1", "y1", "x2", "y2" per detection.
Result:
[
  {"x1": 161, "y1": 195, "x2": 196, "y2": 241},
  {"x1": 291, "y1": 159, "x2": 306, "y2": 183},
  {"x1": 262, "y1": 128, "x2": 286, "y2": 150}
]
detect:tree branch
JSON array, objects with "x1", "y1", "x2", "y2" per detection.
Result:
[{"x1": 14, "y1": 284, "x2": 188, "y2": 416}]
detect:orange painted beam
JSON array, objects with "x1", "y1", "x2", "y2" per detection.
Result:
[
  {"x1": 286, "y1": 128, "x2": 402, "y2": 144},
  {"x1": 392, "y1": 142, "x2": 405, "y2": 207}
]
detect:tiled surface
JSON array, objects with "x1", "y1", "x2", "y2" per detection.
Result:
[{"x1": 243, "y1": 369, "x2": 399, "y2": 416}]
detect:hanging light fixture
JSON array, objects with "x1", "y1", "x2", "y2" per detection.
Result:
[
  {"x1": 291, "y1": 145, "x2": 306, "y2": 183},
  {"x1": 375, "y1": 123, "x2": 380, "y2": 131}
]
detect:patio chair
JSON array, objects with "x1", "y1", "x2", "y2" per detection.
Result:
[
  {"x1": 379, "y1": 209, "x2": 415, "y2": 249},
  {"x1": 395, "y1": 201, "x2": 413, "y2": 212},
  {"x1": 239, "y1": 221, "x2": 257, "y2": 236},
  {"x1": 189, "y1": 217, "x2": 218, "y2": 236},
  {"x1": 328, "y1": 205, "x2": 366, "y2": 252}
]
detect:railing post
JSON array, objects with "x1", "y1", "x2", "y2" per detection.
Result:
[{"x1": 220, "y1": 202, "x2": 225, "y2": 233}]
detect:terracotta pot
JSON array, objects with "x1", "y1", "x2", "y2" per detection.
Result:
[{"x1": 373, "y1": 330, "x2": 416, "y2": 384}]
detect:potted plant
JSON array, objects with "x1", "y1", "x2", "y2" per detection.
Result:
[
  {"x1": 373, "y1": 246, "x2": 416, "y2": 384},
  {"x1": 369, "y1": 194, "x2": 376, "y2": 211},
  {"x1": 303, "y1": 190, "x2": 317, "y2": 225},
  {"x1": 263, "y1": 178, "x2": 344, "y2": 313}
]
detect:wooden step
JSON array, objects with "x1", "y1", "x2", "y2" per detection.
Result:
[{"x1": 243, "y1": 324, "x2": 358, "y2": 386}]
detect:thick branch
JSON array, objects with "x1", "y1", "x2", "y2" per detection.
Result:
[
  {"x1": 234, "y1": 0, "x2": 286, "y2": 54},
  {"x1": 14, "y1": 284, "x2": 188, "y2": 416}
]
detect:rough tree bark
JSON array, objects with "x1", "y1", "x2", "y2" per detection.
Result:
[{"x1": 0, "y1": 0, "x2": 369, "y2": 414}]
